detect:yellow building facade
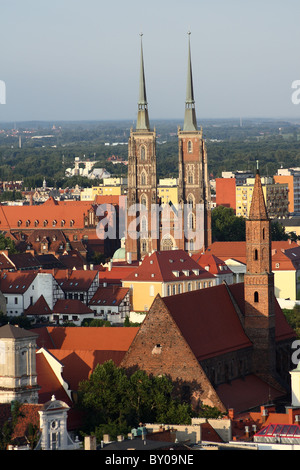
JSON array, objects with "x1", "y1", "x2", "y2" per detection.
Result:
[{"x1": 235, "y1": 177, "x2": 289, "y2": 218}]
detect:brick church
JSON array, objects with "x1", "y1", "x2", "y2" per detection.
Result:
[
  {"x1": 121, "y1": 170, "x2": 297, "y2": 414},
  {"x1": 125, "y1": 34, "x2": 211, "y2": 262}
]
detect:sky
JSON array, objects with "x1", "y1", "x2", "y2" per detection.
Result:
[{"x1": 0, "y1": 0, "x2": 300, "y2": 123}]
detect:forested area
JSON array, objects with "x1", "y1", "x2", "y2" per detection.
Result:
[{"x1": 0, "y1": 118, "x2": 299, "y2": 188}]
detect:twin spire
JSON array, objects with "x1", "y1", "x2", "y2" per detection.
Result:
[
  {"x1": 136, "y1": 32, "x2": 198, "y2": 132},
  {"x1": 136, "y1": 33, "x2": 150, "y2": 131}
]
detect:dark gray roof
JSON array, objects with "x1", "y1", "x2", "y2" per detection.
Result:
[{"x1": 0, "y1": 323, "x2": 38, "y2": 339}]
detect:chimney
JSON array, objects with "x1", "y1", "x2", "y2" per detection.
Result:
[{"x1": 261, "y1": 406, "x2": 268, "y2": 423}]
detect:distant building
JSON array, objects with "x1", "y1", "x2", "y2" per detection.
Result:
[
  {"x1": 274, "y1": 167, "x2": 300, "y2": 215},
  {"x1": 216, "y1": 174, "x2": 289, "y2": 218}
]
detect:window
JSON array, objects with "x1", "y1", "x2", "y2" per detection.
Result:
[
  {"x1": 140, "y1": 146, "x2": 146, "y2": 161},
  {"x1": 141, "y1": 239, "x2": 147, "y2": 252},
  {"x1": 141, "y1": 172, "x2": 146, "y2": 186},
  {"x1": 254, "y1": 291, "x2": 259, "y2": 303},
  {"x1": 149, "y1": 285, "x2": 155, "y2": 297},
  {"x1": 188, "y1": 140, "x2": 193, "y2": 153},
  {"x1": 188, "y1": 173, "x2": 193, "y2": 184},
  {"x1": 14, "y1": 297, "x2": 18, "y2": 304},
  {"x1": 254, "y1": 249, "x2": 258, "y2": 261},
  {"x1": 141, "y1": 216, "x2": 148, "y2": 233}
]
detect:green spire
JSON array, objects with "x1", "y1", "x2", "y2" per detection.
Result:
[
  {"x1": 183, "y1": 32, "x2": 198, "y2": 132},
  {"x1": 136, "y1": 33, "x2": 150, "y2": 131}
]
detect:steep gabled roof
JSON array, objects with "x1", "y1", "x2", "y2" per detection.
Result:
[
  {"x1": 162, "y1": 283, "x2": 252, "y2": 361},
  {"x1": 89, "y1": 286, "x2": 130, "y2": 307},
  {"x1": 25, "y1": 295, "x2": 52, "y2": 316},
  {"x1": 52, "y1": 299, "x2": 94, "y2": 315}
]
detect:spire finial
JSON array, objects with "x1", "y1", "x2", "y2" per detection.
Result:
[
  {"x1": 136, "y1": 33, "x2": 150, "y2": 131},
  {"x1": 183, "y1": 31, "x2": 197, "y2": 132}
]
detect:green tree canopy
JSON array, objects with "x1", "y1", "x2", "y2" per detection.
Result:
[
  {"x1": 77, "y1": 361, "x2": 213, "y2": 441},
  {"x1": 212, "y1": 206, "x2": 246, "y2": 242}
]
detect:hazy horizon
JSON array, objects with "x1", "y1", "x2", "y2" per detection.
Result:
[{"x1": 1, "y1": 0, "x2": 300, "y2": 122}]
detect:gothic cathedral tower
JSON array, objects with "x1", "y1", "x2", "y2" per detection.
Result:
[
  {"x1": 125, "y1": 36, "x2": 158, "y2": 262},
  {"x1": 177, "y1": 33, "x2": 212, "y2": 253},
  {"x1": 244, "y1": 167, "x2": 276, "y2": 382}
]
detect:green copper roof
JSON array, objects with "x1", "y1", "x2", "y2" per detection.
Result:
[
  {"x1": 183, "y1": 32, "x2": 198, "y2": 132},
  {"x1": 136, "y1": 34, "x2": 150, "y2": 131}
]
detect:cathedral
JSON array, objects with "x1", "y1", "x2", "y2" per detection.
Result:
[{"x1": 125, "y1": 34, "x2": 211, "y2": 262}]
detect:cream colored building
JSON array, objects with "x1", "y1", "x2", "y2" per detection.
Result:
[
  {"x1": 157, "y1": 178, "x2": 179, "y2": 206},
  {"x1": 80, "y1": 178, "x2": 127, "y2": 201},
  {"x1": 0, "y1": 324, "x2": 40, "y2": 404},
  {"x1": 235, "y1": 177, "x2": 289, "y2": 218}
]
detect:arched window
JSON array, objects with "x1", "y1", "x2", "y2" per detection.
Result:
[
  {"x1": 189, "y1": 239, "x2": 194, "y2": 251},
  {"x1": 141, "y1": 216, "x2": 148, "y2": 233},
  {"x1": 187, "y1": 194, "x2": 194, "y2": 208},
  {"x1": 140, "y1": 146, "x2": 146, "y2": 161},
  {"x1": 254, "y1": 291, "x2": 259, "y2": 303},
  {"x1": 141, "y1": 239, "x2": 147, "y2": 252},
  {"x1": 254, "y1": 249, "x2": 258, "y2": 260},
  {"x1": 188, "y1": 140, "x2": 193, "y2": 153},
  {"x1": 140, "y1": 195, "x2": 147, "y2": 209},
  {"x1": 188, "y1": 213, "x2": 194, "y2": 230},
  {"x1": 141, "y1": 172, "x2": 146, "y2": 186}
]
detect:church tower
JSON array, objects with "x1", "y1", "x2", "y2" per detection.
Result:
[
  {"x1": 125, "y1": 35, "x2": 158, "y2": 262},
  {"x1": 177, "y1": 33, "x2": 211, "y2": 253},
  {"x1": 244, "y1": 165, "x2": 276, "y2": 381}
]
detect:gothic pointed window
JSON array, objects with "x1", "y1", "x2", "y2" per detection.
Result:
[
  {"x1": 254, "y1": 291, "x2": 259, "y2": 303},
  {"x1": 188, "y1": 140, "x2": 193, "y2": 153},
  {"x1": 141, "y1": 172, "x2": 146, "y2": 186},
  {"x1": 140, "y1": 146, "x2": 146, "y2": 161},
  {"x1": 141, "y1": 216, "x2": 147, "y2": 233}
]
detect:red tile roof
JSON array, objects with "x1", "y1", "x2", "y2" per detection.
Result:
[
  {"x1": 25, "y1": 295, "x2": 52, "y2": 316},
  {"x1": 0, "y1": 197, "x2": 96, "y2": 230},
  {"x1": 47, "y1": 349, "x2": 126, "y2": 390},
  {"x1": 36, "y1": 351, "x2": 72, "y2": 405},
  {"x1": 124, "y1": 250, "x2": 216, "y2": 283},
  {"x1": 54, "y1": 269, "x2": 99, "y2": 291},
  {"x1": 163, "y1": 283, "x2": 252, "y2": 361},
  {"x1": 33, "y1": 326, "x2": 139, "y2": 351},
  {"x1": 89, "y1": 286, "x2": 129, "y2": 307},
  {"x1": 0, "y1": 271, "x2": 37, "y2": 293},
  {"x1": 162, "y1": 282, "x2": 296, "y2": 363},
  {"x1": 216, "y1": 375, "x2": 284, "y2": 414},
  {"x1": 206, "y1": 241, "x2": 300, "y2": 270},
  {"x1": 192, "y1": 252, "x2": 233, "y2": 275},
  {"x1": 98, "y1": 265, "x2": 138, "y2": 285},
  {"x1": 52, "y1": 299, "x2": 94, "y2": 315}
]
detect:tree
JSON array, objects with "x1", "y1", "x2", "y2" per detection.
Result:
[
  {"x1": 0, "y1": 401, "x2": 24, "y2": 450},
  {"x1": 271, "y1": 221, "x2": 289, "y2": 241},
  {"x1": 0, "y1": 233, "x2": 18, "y2": 254},
  {"x1": 77, "y1": 361, "x2": 196, "y2": 440},
  {"x1": 212, "y1": 206, "x2": 245, "y2": 242}
]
